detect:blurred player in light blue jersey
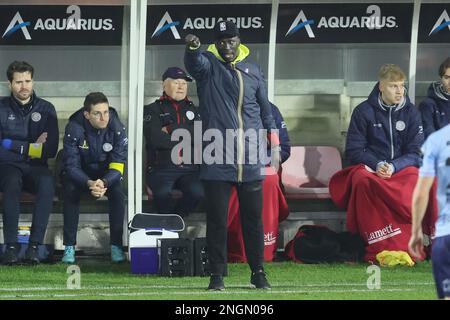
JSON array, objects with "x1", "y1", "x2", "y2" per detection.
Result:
[{"x1": 409, "y1": 124, "x2": 450, "y2": 299}]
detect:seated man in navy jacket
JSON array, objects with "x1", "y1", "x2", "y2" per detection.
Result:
[
  {"x1": 419, "y1": 57, "x2": 450, "y2": 139},
  {"x1": 329, "y1": 64, "x2": 437, "y2": 263},
  {"x1": 0, "y1": 61, "x2": 58, "y2": 265},
  {"x1": 143, "y1": 67, "x2": 203, "y2": 217},
  {"x1": 61, "y1": 92, "x2": 127, "y2": 264}
]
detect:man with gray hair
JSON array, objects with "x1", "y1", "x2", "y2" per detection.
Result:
[{"x1": 143, "y1": 67, "x2": 203, "y2": 217}]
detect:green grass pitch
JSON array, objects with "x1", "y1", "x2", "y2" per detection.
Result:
[{"x1": 0, "y1": 259, "x2": 437, "y2": 300}]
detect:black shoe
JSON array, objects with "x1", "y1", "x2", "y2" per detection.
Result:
[
  {"x1": 24, "y1": 244, "x2": 40, "y2": 265},
  {"x1": 251, "y1": 271, "x2": 271, "y2": 289},
  {"x1": 2, "y1": 245, "x2": 19, "y2": 265},
  {"x1": 207, "y1": 275, "x2": 225, "y2": 291}
]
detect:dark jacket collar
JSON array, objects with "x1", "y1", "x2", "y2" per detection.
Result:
[
  {"x1": 10, "y1": 91, "x2": 35, "y2": 115},
  {"x1": 367, "y1": 82, "x2": 408, "y2": 112}
]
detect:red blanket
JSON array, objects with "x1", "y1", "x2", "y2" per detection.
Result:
[
  {"x1": 329, "y1": 165, "x2": 437, "y2": 262},
  {"x1": 227, "y1": 167, "x2": 290, "y2": 262}
]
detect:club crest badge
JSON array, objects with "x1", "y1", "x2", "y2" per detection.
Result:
[
  {"x1": 31, "y1": 112, "x2": 41, "y2": 122},
  {"x1": 186, "y1": 111, "x2": 195, "y2": 120},
  {"x1": 395, "y1": 120, "x2": 406, "y2": 131},
  {"x1": 103, "y1": 143, "x2": 113, "y2": 152}
]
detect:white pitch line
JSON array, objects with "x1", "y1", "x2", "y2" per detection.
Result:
[
  {"x1": 0, "y1": 287, "x2": 435, "y2": 299},
  {"x1": 0, "y1": 281, "x2": 435, "y2": 292}
]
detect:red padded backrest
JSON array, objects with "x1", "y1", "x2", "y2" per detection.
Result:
[{"x1": 281, "y1": 146, "x2": 342, "y2": 197}]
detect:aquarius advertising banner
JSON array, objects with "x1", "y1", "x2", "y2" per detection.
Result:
[
  {"x1": 147, "y1": 4, "x2": 271, "y2": 45},
  {"x1": 418, "y1": 4, "x2": 450, "y2": 43},
  {"x1": 0, "y1": 5, "x2": 123, "y2": 45},
  {"x1": 277, "y1": 3, "x2": 413, "y2": 43}
]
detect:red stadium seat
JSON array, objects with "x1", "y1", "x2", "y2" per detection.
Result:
[{"x1": 281, "y1": 146, "x2": 342, "y2": 199}]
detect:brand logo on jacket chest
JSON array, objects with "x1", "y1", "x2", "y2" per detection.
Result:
[
  {"x1": 7, "y1": 114, "x2": 16, "y2": 121},
  {"x1": 79, "y1": 140, "x2": 89, "y2": 149}
]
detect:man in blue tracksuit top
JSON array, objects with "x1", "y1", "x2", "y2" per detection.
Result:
[
  {"x1": 0, "y1": 61, "x2": 58, "y2": 265},
  {"x1": 60, "y1": 92, "x2": 127, "y2": 264},
  {"x1": 331, "y1": 64, "x2": 429, "y2": 262},
  {"x1": 346, "y1": 66, "x2": 423, "y2": 173},
  {"x1": 419, "y1": 57, "x2": 450, "y2": 139},
  {"x1": 185, "y1": 21, "x2": 279, "y2": 290}
]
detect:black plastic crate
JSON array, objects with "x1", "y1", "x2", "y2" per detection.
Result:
[{"x1": 159, "y1": 238, "x2": 194, "y2": 277}]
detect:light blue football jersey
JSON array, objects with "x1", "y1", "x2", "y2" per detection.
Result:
[{"x1": 420, "y1": 124, "x2": 450, "y2": 238}]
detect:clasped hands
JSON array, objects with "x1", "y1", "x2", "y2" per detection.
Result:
[
  {"x1": 376, "y1": 161, "x2": 394, "y2": 179},
  {"x1": 87, "y1": 179, "x2": 107, "y2": 198}
]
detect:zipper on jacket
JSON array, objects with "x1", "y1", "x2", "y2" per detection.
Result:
[
  {"x1": 233, "y1": 64, "x2": 245, "y2": 183},
  {"x1": 95, "y1": 129, "x2": 102, "y2": 162},
  {"x1": 388, "y1": 107, "x2": 394, "y2": 160}
]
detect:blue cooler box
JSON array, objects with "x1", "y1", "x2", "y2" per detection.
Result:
[{"x1": 129, "y1": 228, "x2": 179, "y2": 274}]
